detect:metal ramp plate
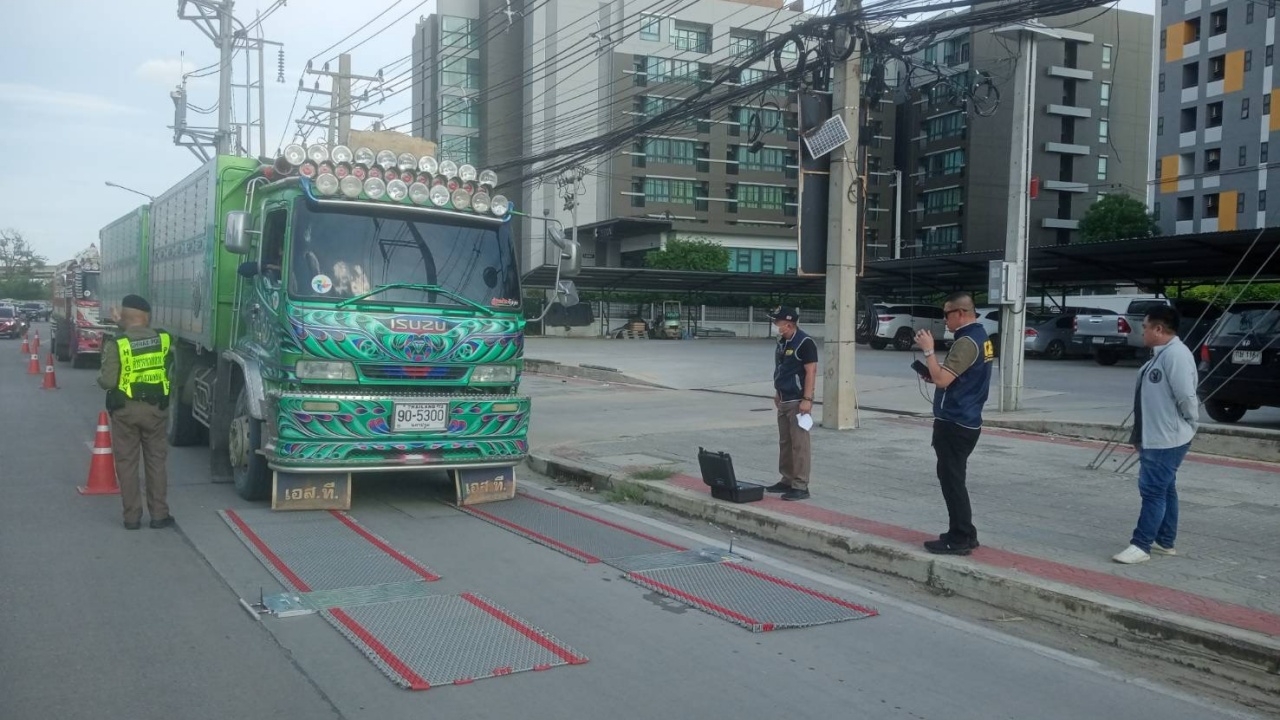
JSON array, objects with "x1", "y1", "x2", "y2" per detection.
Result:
[
  {"x1": 604, "y1": 548, "x2": 737, "y2": 573},
  {"x1": 458, "y1": 492, "x2": 686, "y2": 563},
  {"x1": 625, "y1": 562, "x2": 878, "y2": 632},
  {"x1": 221, "y1": 508, "x2": 440, "y2": 592},
  {"x1": 324, "y1": 592, "x2": 587, "y2": 690}
]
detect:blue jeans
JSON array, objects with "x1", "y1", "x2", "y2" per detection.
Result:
[{"x1": 1130, "y1": 444, "x2": 1190, "y2": 552}]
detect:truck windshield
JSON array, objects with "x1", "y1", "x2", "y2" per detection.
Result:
[
  {"x1": 80, "y1": 273, "x2": 100, "y2": 299},
  {"x1": 288, "y1": 202, "x2": 520, "y2": 311}
]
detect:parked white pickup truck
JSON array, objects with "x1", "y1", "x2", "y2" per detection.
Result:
[{"x1": 1073, "y1": 297, "x2": 1222, "y2": 365}]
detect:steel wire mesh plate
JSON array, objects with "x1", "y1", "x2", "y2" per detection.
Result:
[
  {"x1": 457, "y1": 493, "x2": 685, "y2": 563},
  {"x1": 604, "y1": 548, "x2": 736, "y2": 573},
  {"x1": 323, "y1": 592, "x2": 588, "y2": 690},
  {"x1": 221, "y1": 508, "x2": 440, "y2": 592},
  {"x1": 625, "y1": 562, "x2": 878, "y2": 632}
]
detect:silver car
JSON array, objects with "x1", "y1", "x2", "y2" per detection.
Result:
[{"x1": 1023, "y1": 309, "x2": 1110, "y2": 360}]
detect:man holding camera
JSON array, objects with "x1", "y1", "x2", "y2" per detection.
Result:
[{"x1": 767, "y1": 307, "x2": 818, "y2": 501}]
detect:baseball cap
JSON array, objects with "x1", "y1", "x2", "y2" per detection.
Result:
[{"x1": 769, "y1": 306, "x2": 800, "y2": 323}]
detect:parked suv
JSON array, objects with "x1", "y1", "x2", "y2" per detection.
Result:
[
  {"x1": 870, "y1": 304, "x2": 947, "y2": 350},
  {"x1": 1197, "y1": 302, "x2": 1280, "y2": 423}
]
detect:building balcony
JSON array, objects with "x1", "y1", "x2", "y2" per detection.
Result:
[
  {"x1": 1044, "y1": 142, "x2": 1091, "y2": 155},
  {"x1": 1042, "y1": 180, "x2": 1089, "y2": 193},
  {"x1": 1041, "y1": 218, "x2": 1080, "y2": 230},
  {"x1": 1176, "y1": 219, "x2": 1196, "y2": 234},
  {"x1": 1047, "y1": 66, "x2": 1093, "y2": 81},
  {"x1": 1181, "y1": 86, "x2": 1199, "y2": 104},
  {"x1": 1046, "y1": 104, "x2": 1091, "y2": 118}
]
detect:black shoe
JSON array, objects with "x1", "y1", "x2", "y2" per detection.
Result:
[
  {"x1": 780, "y1": 489, "x2": 810, "y2": 501},
  {"x1": 939, "y1": 533, "x2": 980, "y2": 550},
  {"x1": 124, "y1": 520, "x2": 141, "y2": 531},
  {"x1": 766, "y1": 482, "x2": 792, "y2": 493},
  {"x1": 924, "y1": 539, "x2": 972, "y2": 555},
  {"x1": 149, "y1": 516, "x2": 175, "y2": 529}
]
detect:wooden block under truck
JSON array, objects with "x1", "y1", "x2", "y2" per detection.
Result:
[{"x1": 97, "y1": 138, "x2": 581, "y2": 503}]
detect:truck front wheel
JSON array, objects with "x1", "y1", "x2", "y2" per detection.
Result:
[
  {"x1": 229, "y1": 387, "x2": 270, "y2": 501},
  {"x1": 168, "y1": 383, "x2": 207, "y2": 447}
]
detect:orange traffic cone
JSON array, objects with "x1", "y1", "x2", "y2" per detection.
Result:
[
  {"x1": 40, "y1": 354, "x2": 58, "y2": 390},
  {"x1": 19, "y1": 335, "x2": 29, "y2": 354},
  {"x1": 78, "y1": 412, "x2": 120, "y2": 495},
  {"x1": 31, "y1": 332, "x2": 39, "y2": 357},
  {"x1": 26, "y1": 353, "x2": 39, "y2": 374}
]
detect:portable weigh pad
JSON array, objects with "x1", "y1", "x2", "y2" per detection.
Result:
[
  {"x1": 457, "y1": 492, "x2": 687, "y2": 563},
  {"x1": 221, "y1": 508, "x2": 440, "y2": 592},
  {"x1": 324, "y1": 593, "x2": 587, "y2": 690},
  {"x1": 625, "y1": 562, "x2": 878, "y2": 632}
]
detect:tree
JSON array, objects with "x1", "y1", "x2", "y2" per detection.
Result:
[
  {"x1": 644, "y1": 237, "x2": 731, "y2": 272},
  {"x1": 1078, "y1": 194, "x2": 1158, "y2": 243},
  {"x1": 0, "y1": 230, "x2": 47, "y2": 299}
]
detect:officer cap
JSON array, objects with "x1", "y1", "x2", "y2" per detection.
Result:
[
  {"x1": 769, "y1": 306, "x2": 800, "y2": 323},
  {"x1": 121, "y1": 294, "x2": 152, "y2": 314}
]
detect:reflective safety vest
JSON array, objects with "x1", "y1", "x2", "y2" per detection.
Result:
[{"x1": 116, "y1": 332, "x2": 172, "y2": 400}]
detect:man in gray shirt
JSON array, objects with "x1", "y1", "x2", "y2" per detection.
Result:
[{"x1": 1113, "y1": 305, "x2": 1199, "y2": 564}]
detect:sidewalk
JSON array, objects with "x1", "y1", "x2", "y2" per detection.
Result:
[{"x1": 529, "y1": 411, "x2": 1280, "y2": 684}]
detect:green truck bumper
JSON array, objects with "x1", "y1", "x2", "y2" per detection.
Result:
[{"x1": 267, "y1": 393, "x2": 530, "y2": 472}]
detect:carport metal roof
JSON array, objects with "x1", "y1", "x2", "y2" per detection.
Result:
[{"x1": 521, "y1": 265, "x2": 828, "y2": 297}]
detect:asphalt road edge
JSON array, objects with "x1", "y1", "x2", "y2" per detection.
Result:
[{"x1": 527, "y1": 451, "x2": 1280, "y2": 697}]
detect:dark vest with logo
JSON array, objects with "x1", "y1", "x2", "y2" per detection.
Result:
[
  {"x1": 774, "y1": 329, "x2": 814, "y2": 402},
  {"x1": 932, "y1": 323, "x2": 992, "y2": 429}
]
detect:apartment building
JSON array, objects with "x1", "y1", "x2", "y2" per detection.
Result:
[
  {"x1": 1151, "y1": 0, "x2": 1280, "y2": 235},
  {"x1": 891, "y1": 8, "x2": 1152, "y2": 257}
]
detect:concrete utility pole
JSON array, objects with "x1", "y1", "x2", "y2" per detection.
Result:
[
  {"x1": 299, "y1": 54, "x2": 383, "y2": 146},
  {"x1": 822, "y1": 0, "x2": 862, "y2": 430},
  {"x1": 216, "y1": 0, "x2": 234, "y2": 155}
]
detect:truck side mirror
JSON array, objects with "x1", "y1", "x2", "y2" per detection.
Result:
[
  {"x1": 555, "y1": 280, "x2": 580, "y2": 308},
  {"x1": 225, "y1": 211, "x2": 251, "y2": 254},
  {"x1": 547, "y1": 225, "x2": 581, "y2": 278},
  {"x1": 237, "y1": 260, "x2": 260, "y2": 279}
]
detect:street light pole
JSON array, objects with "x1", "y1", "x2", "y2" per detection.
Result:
[{"x1": 104, "y1": 181, "x2": 156, "y2": 202}]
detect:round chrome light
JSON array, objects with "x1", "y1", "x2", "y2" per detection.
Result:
[
  {"x1": 491, "y1": 194, "x2": 510, "y2": 217},
  {"x1": 331, "y1": 145, "x2": 354, "y2": 164},
  {"x1": 459, "y1": 164, "x2": 478, "y2": 182},
  {"x1": 354, "y1": 147, "x2": 376, "y2": 165},
  {"x1": 367, "y1": 166, "x2": 383, "y2": 180},
  {"x1": 451, "y1": 188, "x2": 472, "y2": 210},
  {"x1": 397, "y1": 152, "x2": 418, "y2": 171},
  {"x1": 334, "y1": 163, "x2": 351, "y2": 179},
  {"x1": 439, "y1": 160, "x2": 459, "y2": 179},
  {"x1": 314, "y1": 173, "x2": 340, "y2": 196},
  {"x1": 282, "y1": 143, "x2": 307, "y2": 166},
  {"x1": 364, "y1": 177, "x2": 387, "y2": 199},
  {"x1": 299, "y1": 161, "x2": 318, "y2": 178},
  {"x1": 429, "y1": 184, "x2": 451, "y2": 207},
  {"x1": 375, "y1": 150, "x2": 397, "y2": 169},
  {"x1": 471, "y1": 191, "x2": 492, "y2": 214},
  {"x1": 478, "y1": 169, "x2": 498, "y2": 187},
  {"x1": 409, "y1": 182, "x2": 431, "y2": 205},
  {"x1": 306, "y1": 144, "x2": 330, "y2": 163},
  {"x1": 386, "y1": 179, "x2": 409, "y2": 201},
  {"x1": 418, "y1": 155, "x2": 439, "y2": 175},
  {"x1": 317, "y1": 161, "x2": 334, "y2": 176},
  {"x1": 339, "y1": 175, "x2": 363, "y2": 198},
  {"x1": 352, "y1": 164, "x2": 368, "y2": 180}
]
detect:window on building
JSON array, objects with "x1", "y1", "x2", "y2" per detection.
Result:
[
  {"x1": 1160, "y1": 29, "x2": 1167, "y2": 50},
  {"x1": 924, "y1": 42, "x2": 938, "y2": 64},
  {"x1": 1239, "y1": 192, "x2": 1247, "y2": 213},
  {"x1": 725, "y1": 248, "x2": 797, "y2": 275},
  {"x1": 1272, "y1": 0, "x2": 1277, "y2": 19},
  {"x1": 1243, "y1": 97, "x2": 1251, "y2": 119},
  {"x1": 1182, "y1": 62, "x2": 1199, "y2": 89},
  {"x1": 1269, "y1": 45, "x2": 1275, "y2": 67},
  {"x1": 1158, "y1": 117, "x2": 1165, "y2": 135},
  {"x1": 925, "y1": 111, "x2": 966, "y2": 140},
  {"x1": 1099, "y1": 118, "x2": 1109, "y2": 143},
  {"x1": 736, "y1": 184, "x2": 786, "y2": 210},
  {"x1": 643, "y1": 177, "x2": 697, "y2": 204},
  {"x1": 1186, "y1": 17, "x2": 1202, "y2": 42},
  {"x1": 1264, "y1": 141, "x2": 1270, "y2": 163},
  {"x1": 1205, "y1": 193, "x2": 1221, "y2": 218},
  {"x1": 441, "y1": 57, "x2": 480, "y2": 90},
  {"x1": 766, "y1": 32, "x2": 799, "y2": 61},
  {"x1": 1100, "y1": 81, "x2": 1111, "y2": 107},
  {"x1": 919, "y1": 225, "x2": 963, "y2": 255},
  {"x1": 1097, "y1": 155, "x2": 1109, "y2": 180},
  {"x1": 1207, "y1": 101, "x2": 1224, "y2": 127},
  {"x1": 1246, "y1": 50, "x2": 1254, "y2": 72},
  {"x1": 441, "y1": 16, "x2": 476, "y2": 49},
  {"x1": 1205, "y1": 147, "x2": 1222, "y2": 172},
  {"x1": 1180, "y1": 152, "x2": 1195, "y2": 176},
  {"x1": 1153, "y1": 201, "x2": 1161, "y2": 220},
  {"x1": 441, "y1": 95, "x2": 477, "y2": 128},
  {"x1": 1240, "y1": 144, "x2": 1249, "y2": 166},
  {"x1": 1210, "y1": 9, "x2": 1228, "y2": 36},
  {"x1": 1159, "y1": 72, "x2": 1166, "y2": 92},
  {"x1": 642, "y1": 137, "x2": 696, "y2": 165},
  {"x1": 639, "y1": 14, "x2": 661, "y2": 40},
  {"x1": 1261, "y1": 190, "x2": 1268, "y2": 211},
  {"x1": 1102, "y1": 44, "x2": 1114, "y2": 69},
  {"x1": 1210, "y1": 55, "x2": 1226, "y2": 82},
  {"x1": 1064, "y1": 41, "x2": 1079, "y2": 68},
  {"x1": 1267, "y1": 94, "x2": 1274, "y2": 115},
  {"x1": 439, "y1": 134, "x2": 478, "y2": 165},
  {"x1": 1176, "y1": 196, "x2": 1195, "y2": 221},
  {"x1": 672, "y1": 22, "x2": 711, "y2": 53},
  {"x1": 1249, "y1": 2, "x2": 1256, "y2": 23},
  {"x1": 922, "y1": 148, "x2": 966, "y2": 177},
  {"x1": 729, "y1": 30, "x2": 761, "y2": 58},
  {"x1": 738, "y1": 145, "x2": 788, "y2": 172},
  {"x1": 1181, "y1": 106, "x2": 1198, "y2": 132},
  {"x1": 738, "y1": 68, "x2": 764, "y2": 86},
  {"x1": 923, "y1": 187, "x2": 962, "y2": 213},
  {"x1": 943, "y1": 37, "x2": 967, "y2": 66}
]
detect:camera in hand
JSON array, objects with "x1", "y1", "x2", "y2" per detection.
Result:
[{"x1": 910, "y1": 359, "x2": 930, "y2": 379}]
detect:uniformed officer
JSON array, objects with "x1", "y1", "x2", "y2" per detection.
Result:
[
  {"x1": 97, "y1": 294, "x2": 175, "y2": 530},
  {"x1": 766, "y1": 307, "x2": 818, "y2": 501}
]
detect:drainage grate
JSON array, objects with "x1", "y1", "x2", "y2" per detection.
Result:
[
  {"x1": 222, "y1": 508, "x2": 440, "y2": 592},
  {"x1": 324, "y1": 593, "x2": 588, "y2": 690},
  {"x1": 625, "y1": 562, "x2": 878, "y2": 632},
  {"x1": 604, "y1": 548, "x2": 735, "y2": 573},
  {"x1": 457, "y1": 493, "x2": 686, "y2": 563}
]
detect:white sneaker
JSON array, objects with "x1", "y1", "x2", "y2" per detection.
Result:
[
  {"x1": 1112, "y1": 545, "x2": 1151, "y2": 564},
  {"x1": 1151, "y1": 543, "x2": 1177, "y2": 556}
]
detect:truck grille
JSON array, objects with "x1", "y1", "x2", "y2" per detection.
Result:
[{"x1": 358, "y1": 364, "x2": 468, "y2": 381}]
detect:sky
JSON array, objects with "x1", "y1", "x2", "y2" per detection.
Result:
[{"x1": 1, "y1": 0, "x2": 1153, "y2": 265}]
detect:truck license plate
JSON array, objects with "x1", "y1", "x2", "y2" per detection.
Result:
[
  {"x1": 1092, "y1": 336, "x2": 1104, "y2": 345},
  {"x1": 392, "y1": 403, "x2": 449, "y2": 431},
  {"x1": 1232, "y1": 350, "x2": 1262, "y2": 365}
]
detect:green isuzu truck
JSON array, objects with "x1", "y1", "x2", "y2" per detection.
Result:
[{"x1": 99, "y1": 138, "x2": 574, "y2": 501}]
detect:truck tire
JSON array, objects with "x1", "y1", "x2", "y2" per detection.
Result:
[
  {"x1": 1045, "y1": 340, "x2": 1066, "y2": 361},
  {"x1": 1094, "y1": 347, "x2": 1121, "y2": 366},
  {"x1": 71, "y1": 346, "x2": 95, "y2": 369},
  {"x1": 893, "y1": 328, "x2": 915, "y2": 351},
  {"x1": 167, "y1": 392, "x2": 207, "y2": 447},
  {"x1": 1204, "y1": 399, "x2": 1247, "y2": 423},
  {"x1": 55, "y1": 324, "x2": 71, "y2": 362},
  {"x1": 869, "y1": 338, "x2": 888, "y2": 350},
  {"x1": 230, "y1": 387, "x2": 270, "y2": 501}
]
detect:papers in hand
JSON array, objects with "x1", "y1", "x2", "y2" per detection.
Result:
[{"x1": 797, "y1": 413, "x2": 814, "y2": 432}]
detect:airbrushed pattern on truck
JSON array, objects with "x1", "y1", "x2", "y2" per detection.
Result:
[{"x1": 285, "y1": 307, "x2": 523, "y2": 365}]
